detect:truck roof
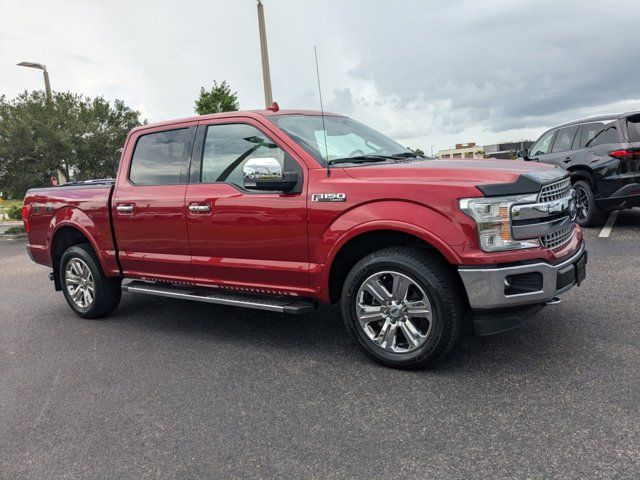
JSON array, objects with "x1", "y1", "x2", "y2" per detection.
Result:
[{"x1": 132, "y1": 109, "x2": 344, "y2": 134}]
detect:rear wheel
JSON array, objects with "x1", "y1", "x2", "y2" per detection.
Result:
[
  {"x1": 574, "y1": 180, "x2": 606, "y2": 227},
  {"x1": 340, "y1": 247, "x2": 463, "y2": 369},
  {"x1": 60, "y1": 244, "x2": 121, "y2": 319}
]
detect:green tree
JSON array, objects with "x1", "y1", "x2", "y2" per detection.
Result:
[
  {"x1": 194, "y1": 81, "x2": 239, "y2": 115},
  {"x1": 0, "y1": 91, "x2": 143, "y2": 198}
]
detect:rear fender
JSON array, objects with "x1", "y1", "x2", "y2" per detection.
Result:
[{"x1": 47, "y1": 207, "x2": 119, "y2": 276}]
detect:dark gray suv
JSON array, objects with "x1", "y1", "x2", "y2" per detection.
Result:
[{"x1": 519, "y1": 112, "x2": 640, "y2": 226}]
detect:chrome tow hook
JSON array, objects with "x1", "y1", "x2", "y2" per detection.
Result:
[{"x1": 546, "y1": 297, "x2": 561, "y2": 305}]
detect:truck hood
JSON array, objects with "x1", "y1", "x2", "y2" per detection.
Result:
[{"x1": 341, "y1": 159, "x2": 568, "y2": 196}]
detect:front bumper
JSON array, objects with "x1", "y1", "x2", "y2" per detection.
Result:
[{"x1": 458, "y1": 243, "x2": 587, "y2": 310}]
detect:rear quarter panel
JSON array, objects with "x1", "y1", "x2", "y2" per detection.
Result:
[{"x1": 23, "y1": 186, "x2": 118, "y2": 275}]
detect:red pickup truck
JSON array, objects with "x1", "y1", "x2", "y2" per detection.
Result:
[{"x1": 23, "y1": 109, "x2": 587, "y2": 369}]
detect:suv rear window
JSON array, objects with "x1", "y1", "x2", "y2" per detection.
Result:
[{"x1": 626, "y1": 115, "x2": 640, "y2": 142}]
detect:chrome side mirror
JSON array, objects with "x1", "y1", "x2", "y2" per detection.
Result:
[{"x1": 243, "y1": 157, "x2": 298, "y2": 192}]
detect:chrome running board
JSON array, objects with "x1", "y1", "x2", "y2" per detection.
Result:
[{"x1": 122, "y1": 281, "x2": 317, "y2": 314}]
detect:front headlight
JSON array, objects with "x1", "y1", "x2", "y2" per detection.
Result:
[{"x1": 459, "y1": 194, "x2": 539, "y2": 252}]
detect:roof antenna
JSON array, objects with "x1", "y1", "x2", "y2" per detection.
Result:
[{"x1": 314, "y1": 45, "x2": 330, "y2": 177}]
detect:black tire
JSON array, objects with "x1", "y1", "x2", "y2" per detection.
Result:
[
  {"x1": 574, "y1": 180, "x2": 606, "y2": 227},
  {"x1": 59, "y1": 244, "x2": 121, "y2": 319},
  {"x1": 340, "y1": 247, "x2": 464, "y2": 369}
]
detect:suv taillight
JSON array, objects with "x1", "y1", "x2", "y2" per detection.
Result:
[
  {"x1": 21, "y1": 204, "x2": 32, "y2": 233},
  {"x1": 608, "y1": 149, "x2": 640, "y2": 160}
]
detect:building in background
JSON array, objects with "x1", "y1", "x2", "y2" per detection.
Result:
[
  {"x1": 482, "y1": 140, "x2": 534, "y2": 159},
  {"x1": 438, "y1": 142, "x2": 484, "y2": 159},
  {"x1": 437, "y1": 140, "x2": 533, "y2": 160}
]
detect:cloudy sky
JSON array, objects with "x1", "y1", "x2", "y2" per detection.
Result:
[{"x1": 2, "y1": 0, "x2": 639, "y2": 152}]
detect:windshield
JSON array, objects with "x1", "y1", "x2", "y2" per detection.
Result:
[{"x1": 269, "y1": 114, "x2": 412, "y2": 166}]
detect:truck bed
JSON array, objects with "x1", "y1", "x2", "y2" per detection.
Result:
[{"x1": 23, "y1": 181, "x2": 119, "y2": 275}]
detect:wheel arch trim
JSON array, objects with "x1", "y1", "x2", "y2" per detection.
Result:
[
  {"x1": 568, "y1": 166, "x2": 595, "y2": 188},
  {"x1": 317, "y1": 219, "x2": 462, "y2": 303}
]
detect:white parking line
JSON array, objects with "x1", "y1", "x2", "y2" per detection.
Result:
[{"x1": 598, "y1": 210, "x2": 619, "y2": 238}]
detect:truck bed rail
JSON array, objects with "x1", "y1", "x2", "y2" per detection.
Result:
[{"x1": 60, "y1": 179, "x2": 116, "y2": 187}]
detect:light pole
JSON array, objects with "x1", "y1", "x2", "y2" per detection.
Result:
[
  {"x1": 17, "y1": 61, "x2": 64, "y2": 183},
  {"x1": 256, "y1": 0, "x2": 273, "y2": 108},
  {"x1": 17, "y1": 61, "x2": 52, "y2": 104}
]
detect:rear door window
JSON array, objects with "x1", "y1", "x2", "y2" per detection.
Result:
[
  {"x1": 551, "y1": 126, "x2": 579, "y2": 153},
  {"x1": 129, "y1": 128, "x2": 194, "y2": 185}
]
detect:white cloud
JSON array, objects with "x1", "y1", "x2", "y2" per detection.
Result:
[{"x1": 1, "y1": 0, "x2": 639, "y2": 151}]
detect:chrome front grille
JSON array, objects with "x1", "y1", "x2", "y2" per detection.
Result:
[
  {"x1": 541, "y1": 224, "x2": 573, "y2": 249},
  {"x1": 538, "y1": 178, "x2": 571, "y2": 203},
  {"x1": 510, "y1": 177, "x2": 575, "y2": 250}
]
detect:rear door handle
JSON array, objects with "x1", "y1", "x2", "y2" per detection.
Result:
[
  {"x1": 116, "y1": 204, "x2": 134, "y2": 214},
  {"x1": 188, "y1": 203, "x2": 212, "y2": 214}
]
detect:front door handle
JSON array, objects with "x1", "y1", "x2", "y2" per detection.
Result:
[
  {"x1": 116, "y1": 204, "x2": 134, "y2": 214},
  {"x1": 188, "y1": 203, "x2": 212, "y2": 214}
]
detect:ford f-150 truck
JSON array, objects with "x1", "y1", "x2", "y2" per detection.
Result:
[{"x1": 23, "y1": 109, "x2": 587, "y2": 369}]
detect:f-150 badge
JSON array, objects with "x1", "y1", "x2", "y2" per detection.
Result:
[{"x1": 312, "y1": 193, "x2": 346, "y2": 202}]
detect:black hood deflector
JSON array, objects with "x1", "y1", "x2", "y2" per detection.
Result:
[{"x1": 477, "y1": 168, "x2": 568, "y2": 197}]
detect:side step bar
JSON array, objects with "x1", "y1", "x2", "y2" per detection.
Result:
[{"x1": 122, "y1": 281, "x2": 317, "y2": 314}]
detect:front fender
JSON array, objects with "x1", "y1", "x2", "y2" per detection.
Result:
[{"x1": 312, "y1": 200, "x2": 467, "y2": 300}]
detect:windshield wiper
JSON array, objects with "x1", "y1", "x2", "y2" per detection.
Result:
[
  {"x1": 328, "y1": 154, "x2": 397, "y2": 166},
  {"x1": 391, "y1": 152, "x2": 421, "y2": 158}
]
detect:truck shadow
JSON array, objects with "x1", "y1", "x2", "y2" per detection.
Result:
[{"x1": 109, "y1": 293, "x2": 586, "y2": 374}]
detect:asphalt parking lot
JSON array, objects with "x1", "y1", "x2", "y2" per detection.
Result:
[{"x1": 1, "y1": 210, "x2": 639, "y2": 479}]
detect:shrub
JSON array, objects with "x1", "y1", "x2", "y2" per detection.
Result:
[{"x1": 7, "y1": 204, "x2": 22, "y2": 220}]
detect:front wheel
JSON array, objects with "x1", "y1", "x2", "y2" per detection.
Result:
[
  {"x1": 340, "y1": 247, "x2": 464, "y2": 369},
  {"x1": 59, "y1": 244, "x2": 121, "y2": 319}
]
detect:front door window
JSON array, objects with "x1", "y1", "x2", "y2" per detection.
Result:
[{"x1": 530, "y1": 130, "x2": 555, "y2": 156}]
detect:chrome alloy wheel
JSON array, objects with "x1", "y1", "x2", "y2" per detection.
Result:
[
  {"x1": 356, "y1": 271, "x2": 433, "y2": 354},
  {"x1": 575, "y1": 184, "x2": 590, "y2": 222},
  {"x1": 65, "y1": 258, "x2": 95, "y2": 309}
]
